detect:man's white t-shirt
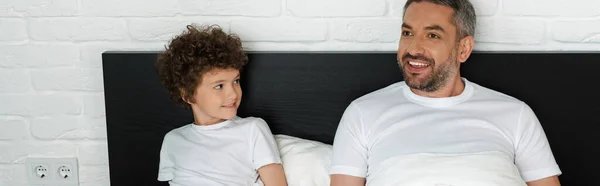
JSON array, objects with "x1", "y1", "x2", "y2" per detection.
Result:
[
  {"x1": 158, "y1": 116, "x2": 281, "y2": 186},
  {"x1": 330, "y1": 78, "x2": 561, "y2": 183}
]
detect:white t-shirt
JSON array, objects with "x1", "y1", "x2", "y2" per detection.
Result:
[
  {"x1": 330, "y1": 78, "x2": 562, "y2": 182},
  {"x1": 158, "y1": 116, "x2": 282, "y2": 186}
]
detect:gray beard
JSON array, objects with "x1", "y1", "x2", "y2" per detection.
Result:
[{"x1": 401, "y1": 52, "x2": 458, "y2": 92}]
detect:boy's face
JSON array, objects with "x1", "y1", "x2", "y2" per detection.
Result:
[{"x1": 188, "y1": 68, "x2": 242, "y2": 125}]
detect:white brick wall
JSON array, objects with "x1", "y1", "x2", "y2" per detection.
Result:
[
  {"x1": 0, "y1": 0, "x2": 599, "y2": 185},
  {"x1": 332, "y1": 19, "x2": 402, "y2": 42},
  {"x1": 231, "y1": 19, "x2": 328, "y2": 41},
  {"x1": 29, "y1": 18, "x2": 129, "y2": 41},
  {"x1": 287, "y1": 0, "x2": 387, "y2": 17}
]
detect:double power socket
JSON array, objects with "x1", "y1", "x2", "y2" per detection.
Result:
[{"x1": 26, "y1": 158, "x2": 79, "y2": 186}]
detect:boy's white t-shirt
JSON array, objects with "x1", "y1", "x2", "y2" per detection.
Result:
[
  {"x1": 158, "y1": 116, "x2": 281, "y2": 186},
  {"x1": 330, "y1": 78, "x2": 562, "y2": 183}
]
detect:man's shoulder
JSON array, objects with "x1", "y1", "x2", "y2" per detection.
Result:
[
  {"x1": 469, "y1": 80, "x2": 525, "y2": 106},
  {"x1": 353, "y1": 81, "x2": 406, "y2": 104}
]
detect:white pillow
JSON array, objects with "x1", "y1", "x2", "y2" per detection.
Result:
[{"x1": 274, "y1": 134, "x2": 332, "y2": 186}]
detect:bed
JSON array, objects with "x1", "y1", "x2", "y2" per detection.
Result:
[{"x1": 102, "y1": 51, "x2": 600, "y2": 186}]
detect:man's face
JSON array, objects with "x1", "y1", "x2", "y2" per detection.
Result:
[{"x1": 398, "y1": 2, "x2": 461, "y2": 92}]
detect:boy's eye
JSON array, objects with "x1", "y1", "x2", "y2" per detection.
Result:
[
  {"x1": 214, "y1": 84, "x2": 223, "y2": 89},
  {"x1": 233, "y1": 79, "x2": 240, "y2": 84}
]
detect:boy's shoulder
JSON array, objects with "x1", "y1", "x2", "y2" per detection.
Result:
[
  {"x1": 161, "y1": 117, "x2": 271, "y2": 139},
  {"x1": 231, "y1": 116, "x2": 273, "y2": 134},
  {"x1": 163, "y1": 124, "x2": 193, "y2": 140},
  {"x1": 232, "y1": 116, "x2": 266, "y2": 124}
]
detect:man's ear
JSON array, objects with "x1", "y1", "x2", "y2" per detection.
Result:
[{"x1": 457, "y1": 36, "x2": 474, "y2": 63}]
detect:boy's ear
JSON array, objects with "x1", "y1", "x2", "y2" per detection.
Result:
[{"x1": 180, "y1": 88, "x2": 193, "y2": 104}]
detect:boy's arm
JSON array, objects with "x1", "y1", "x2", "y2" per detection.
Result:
[
  {"x1": 330, "y1": 174, "x2": 365, "y2": 186},
  {"x1": 258, "y1": 163, "x2": 288, "y2": 186},
  {"x1": 526, "y1": 176, "x2": 560, "y2": 186},
  {"x1": 158, "y1": 134, "x2": 174, "y2": 181},
  {"x1": 250, "y1": 118, "x2": 287, "y2": 186}
]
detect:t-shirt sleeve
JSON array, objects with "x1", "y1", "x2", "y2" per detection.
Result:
[
  {"x1": 249, "y1": 118, "x2": 282, "y2": 170},
  {"x1": 157, "y1": 134, "x2": 175, "y2": 181},
  {"x1": 329, "y1": 102, "x2": 369, "y2": 178},
  {"x1": 514, "y1": 103, "x2": 562, "y2": 182}
]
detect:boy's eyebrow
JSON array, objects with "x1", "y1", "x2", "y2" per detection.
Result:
[
  {"x1": 210, "y1": 75, "x2": 240, "y2": 84},
  {"x1": 211, "y1": 80, "x2": 226, "y2": 84}
]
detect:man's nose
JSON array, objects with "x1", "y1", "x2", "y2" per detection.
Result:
[{"x1": 407, "y1": 38, "x2": 426, "y2": 57}]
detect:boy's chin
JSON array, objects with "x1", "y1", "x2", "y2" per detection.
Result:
[{"x1": 220, "y1": 112, "x2": 237, "y2": 120}]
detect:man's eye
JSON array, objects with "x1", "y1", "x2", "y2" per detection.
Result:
[
  {"x1": 215, "y1": 84, "x2": 223, "y2": 89},
  {"x1": 428, "y1": 34, "x2": 440, "y2": 39},
  {"x1": 402, "y1": 31, "x2": 413, "y2": 36}
]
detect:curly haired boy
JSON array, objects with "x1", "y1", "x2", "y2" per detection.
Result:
[{"x1": 156, "y1": 24, "x2": 287, "y2": 186}]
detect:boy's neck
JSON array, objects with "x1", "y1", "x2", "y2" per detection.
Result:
[{"x1": 193, "y1": 115, "x2": 226, "y2": 126}]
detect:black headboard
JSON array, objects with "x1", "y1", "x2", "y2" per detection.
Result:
[{"x1": 102, "y1": 51, "x2": 600, "y2": 186}]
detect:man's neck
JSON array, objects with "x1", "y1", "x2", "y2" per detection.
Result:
[{"x1": 410, "y1": 76, "x2": 465, "y2": 98}]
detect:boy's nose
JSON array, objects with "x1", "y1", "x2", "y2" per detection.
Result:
[{"x1": 226, "y1": 88, "x2": 238, "y2": 100}]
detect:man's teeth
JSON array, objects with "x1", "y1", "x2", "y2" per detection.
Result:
[{"x1": 409, "y1": 61, "x2": 429, "y2": 67}]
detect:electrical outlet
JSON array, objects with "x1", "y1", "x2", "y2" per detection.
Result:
[
  {"x1": 26, "y1": 158, "x2": 79, "y2": 186},
  {"x1": 27, "y1": 161, "x2": 51, "y2": 184}
]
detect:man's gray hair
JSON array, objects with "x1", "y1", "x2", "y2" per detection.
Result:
[{"x1": 403, "y1": 0, "x2": 476, "y2": 38}]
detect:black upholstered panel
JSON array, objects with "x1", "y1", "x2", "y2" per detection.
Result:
[{"x1": 102, "y1": 51, "x2": 600, "y2": 186}]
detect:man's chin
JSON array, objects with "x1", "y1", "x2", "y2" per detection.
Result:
[
  {"x1": 405, "y1": 77, "x2": 434, "y2": 91},
  {"x1": 405, "y1": 75, "x2": 427, "y2": 85}
]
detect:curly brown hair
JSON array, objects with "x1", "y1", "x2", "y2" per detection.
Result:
[{"x1": 156, "y1": 24, "x2": 248, "y2": 108}]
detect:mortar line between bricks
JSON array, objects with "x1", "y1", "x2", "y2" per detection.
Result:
[
  {"x1": 501, "y1": 14, "x2": 600, "y2": 19},
  {"x1": 28, "y1": 139, "x2": 109, "y2": 144},
  {"x1": 69, "y1": 15, "x2": 283, "y2": 19},
  {"x1": 543, "y1": 19, "x2": 552, "y2": 45},
  {"x1": 26, "y1": 68, "x2": 35, "y2": 94},
  {"x1": 0, "y1": 115, "x2": 28, "y2": 121},
  {"x1": 0, "y1": 41, "x2": 28, "y2": 45},
  {"x1": 326, "y1": 19, "x2": 333, "y2": 41},
  {"x1": 77, "y1": 0, "x2": 82, "y2": 14},
  {"x1": 281, "y1": 0, "x2": 288, "y2": 17},
  {"x1": 385, "y1": 0, "x2": 391, "y2": 16},
  {"x1": 546, "y1": 16, "x2": 600, "y2": 22},
  {"x1": 0, "y1": 91, "x2": 103, "y2": 97},
  {"x1": 497, "y1": 0, "x2": 503, "y2": 17}
]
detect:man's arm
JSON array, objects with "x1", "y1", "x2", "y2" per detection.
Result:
[
  {"x1": 514, "y1": 103, "x2": 562, "y2": 183},
  {"x1": 329, "y1": 102, "x2": 369, "y2": 186},
  {"x1": 526, "y1": 176, "x2": 560, "y2": 186},
  {"x1": 330, "y1": 174, "x2": 365, "y2": 186},
  {"x1": 258, "y1": 163, "x2": 287, "y2": 186}
]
